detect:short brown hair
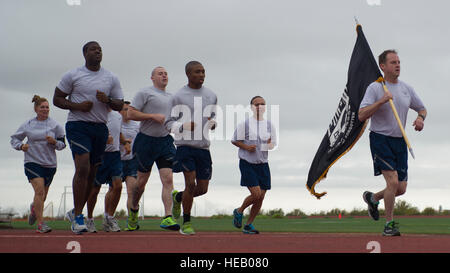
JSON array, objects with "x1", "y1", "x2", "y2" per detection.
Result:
[
  {"x1": 378, "y1": 49, "x2": 398, "y2": 65},
  {"x1": 32, "y1": 95, "x2": 48, "y2": 108}
]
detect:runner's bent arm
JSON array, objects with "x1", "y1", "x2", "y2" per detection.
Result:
[
  {"x1": 358, "y1": 90, "x2": 393, "y2": 122},
  {"x1": 413, "y1": 109, "x2": 427, "y2": 131},
  {"x1": 127, "y1": 106, "x2": 165, "y2": 124},
  {"x1": 231, "y1": 140, "x2": 256, "y2": 152},
  {"x1": 53, "y1": 87, "x2": 93, "y2": 112}
]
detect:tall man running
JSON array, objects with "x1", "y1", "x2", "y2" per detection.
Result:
[
  {"x1": 53, "y1": 41, "x2": 124, "y2": 234},
  {"x1": 126, "y1": 66, "x2": 179, "y2": 231},
  {"x1": 166, "y1": 61, "x2": 218, "y2": 235},
  {"x1": 358, "y1": 49, "x2": 427, "y2": 236}
]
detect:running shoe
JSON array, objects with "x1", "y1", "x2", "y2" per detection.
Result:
[
  {"x1": 67, "y1": 209, "x2": 85, "y2": 234},
  {"x1": 28, "y1": 203, "x2": 36, "y2": 225},
  {"x1": 36, "y1": 222, "x2": 52, "y2": 233},
  {"x1": 86, "y1": 218, "x2": 97, "y2": 233},
  {"x1": 383, "y1": 221, "x2": 401, "y2": 236},
  {"x1": 179, "y1": 222, "x2": 195, "y2": 235},
  {"x1": 160, "y1": 216, "x2": 180, "y2": 231},
  {"x1": 103, "y1": 216, "x2": 121, "y2": 232},
  {"x1": 233, "y1": 208, "x2": 243, "y2": 229},
  {"x1": 125, "y1": 208, "x2": 140, "y2": 231},
  {"x1": 71, "y1": 213, "x2": 88, "y2": 234},
  {"x1": 172, "y1": 190, "x2": 181, "y2": 219},
  {"x1": 66, "y1": 208, "x2": 75, "y2": 222},
  {"x1": 363, "y1": 191, "x2": 380, "y2": 221},
  {"x1": 243, "y1": 224, "x2": 259, "y2": 234}
]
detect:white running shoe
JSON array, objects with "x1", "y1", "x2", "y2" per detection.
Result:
[
  {"x1": 70, "y1": 212, "x2": 87, "y2": 234},
  {"x1": 66, "y1": 209, "x2": 75, "y2": 223},
  {"x1": 36, "y1": 222, "x2": 52, "y2": 233},
  {"x1": 86, "y1": 218, "x2": 97, "y2": 233},
  {"x1": 103, "y1": 216, "x2": 121, "y2": 232},
  {"x1": 109, "y1": 217, "x2": 121, "y2": 232}
]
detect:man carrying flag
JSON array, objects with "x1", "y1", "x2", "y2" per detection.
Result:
[{"x1": 359, "y1": 49, "x2": 427, "y2": 236}]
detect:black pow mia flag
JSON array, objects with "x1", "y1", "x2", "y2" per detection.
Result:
[{"x1": 306, "y1": 24, "x2": 382, "y2": 199}]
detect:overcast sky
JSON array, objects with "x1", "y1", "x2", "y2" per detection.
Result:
[{"x1": 1, "y1": 0, "x2": 449, "y2": 217}]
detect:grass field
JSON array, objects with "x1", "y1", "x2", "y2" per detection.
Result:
[{"x1": 4, "y1": 216, "x2": 450, "y2": 235}]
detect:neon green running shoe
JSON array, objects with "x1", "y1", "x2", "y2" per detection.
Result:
[
  {"x1": 172, "y1": 190, "x2": 181, "y2": 219},
  {"x1": 382, "y1": 221, "x2": 400, "y2": 236},
  {"x1": 179, "y1": 222, "x2": 195, "y2": 235},
  {"x1": 160, "y1": 216, "x2": 180, "y2": 231},
  {"x1": 125, "y1": 208, "x2": 140, "y2": 231}
]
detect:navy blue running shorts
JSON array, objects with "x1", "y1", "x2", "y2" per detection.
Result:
[
  {"x1": 24, "y1": 162, "x2": 56, "y2": 187},
  {"x1": 65, "y1": 121, "x2": 108, "y2": 166},
  {"x1": 133, "y1": 133, "x2": 176, "y2": 173},
  {"x1": 121, "y1": 157, "x2": 138, "y2": 181},
  {"x1": 369, "y1": 131, "x2": 408, "y2": 182},
  {"x1": 95, "y1": 151, "x2": 123, "y2": 186},
  {"x1": 172, "y1": 146, "x2": 212, "y2": 180},
  {"x1": 239, "y1": 159, "x2": 271, "y2": 190}
]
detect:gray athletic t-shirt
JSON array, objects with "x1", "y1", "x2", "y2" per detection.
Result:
[
  {"x1": 10, "y1": 117, "x2": 66, "y2": 168},
  {"x1": 232, "y1": 117, "x2": 277, "y2": 164},
  {"x1": 120, "y1": 120, "x2": 140, "y2": 160},
  {"x1": 165, "y1": 85, "x2": 218, "y2": 150},
  {"x1": 105, "y1": 111, "x2": 122, "y2": 152},
  {"x1": 57, "y1": 66, "x2": 124, "y2": 124},
  {"x1": 131, "y1": 86, "x2": 172, "y2": 137},
  {"x1": 360, "y1": 80, "x2": 426, "y2": 137}
]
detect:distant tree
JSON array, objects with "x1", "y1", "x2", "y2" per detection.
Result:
[
  {"x1": 349, "y1": 208, "x2": 368, "y2": 216},
  {"x1": 421, "y1": 207, "x2": 438, "y2": 216},
  {"x1": 286, "y1": 209, "x2": 307, "y2": 217},
  {"x1": 326, "y1": 208, "x2": 347, "y2": 216},
  {"x1": 115, "y1": 209, "x2": 127, "y2": 219},
  {"x1": 394, "y1": 200, "x2": 420, "y2": 215},
  {"x1": 265, "y1": 208, "x2": 285, "y2": 218}
]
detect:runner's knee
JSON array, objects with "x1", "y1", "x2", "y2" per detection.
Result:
[
  {"x1": 195, "y1": 185, "x2": 208, "y2": 196},
  {"x1": 396, "y1": 183, "x2": 407, "y2": 196}
]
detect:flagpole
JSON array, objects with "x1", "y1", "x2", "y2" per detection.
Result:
[{"x1": 377, "y1": 78, "x2": 416, "y2": 159}]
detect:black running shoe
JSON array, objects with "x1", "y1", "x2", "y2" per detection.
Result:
[
  {"x1": 363, "y1": 191, "x2": 379, "y2": 221},
  {"x1": 243, "y1": 224, "x2": 259, "y2": 234},
  {"x1": 382, "y1": 221, "x2": 401, "y2": 236}
]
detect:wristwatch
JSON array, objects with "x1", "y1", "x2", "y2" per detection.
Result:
[{"x1": 418, "y1": 114, "x2": 426, "y2": 121}]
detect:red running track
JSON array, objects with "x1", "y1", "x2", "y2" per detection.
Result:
[{"x1": 1, "y1": 230, "x2": 450, "y2": 253}]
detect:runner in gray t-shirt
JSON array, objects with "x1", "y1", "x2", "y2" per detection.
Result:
[
  {"x1": 53, "y1": 41, "x2": 124, "y2": 234},
  {"x1": 131, "y1": 85, "x2": 172, "y2": 137},
  {"x1": 231, "y1": 96, "x2": 277, "y2": 234},
  {"x1": 11, "y1": 95, "x2": 66, "y2": 233},
  {"x1": 360, "y1": 80, "x2": 425, "y2": 138},
  {"x1": 358, "y1": 50, "x2": 427, "y2": 236},
  {"x1": 119, "y1": 101, "x2": 140, "y2": 226},
  {"x1": 126, "y1": 66, "x2": 180, "y2": 231},
  {"x1": 165, "y1": 61, "x2": 218, "y2": 235}
]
